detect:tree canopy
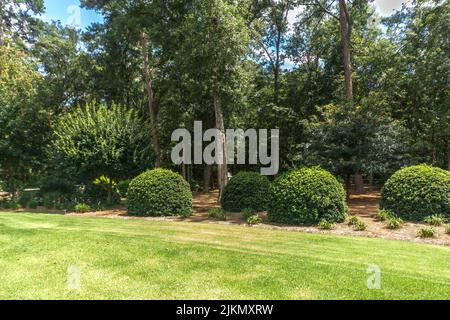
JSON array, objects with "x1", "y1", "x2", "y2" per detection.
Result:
[{"x1": 0, "y1": 0, "x2": 448, "y2": 200}]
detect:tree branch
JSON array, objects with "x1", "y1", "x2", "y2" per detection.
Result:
[{"x1": 314, "y1": 0, "x2": 339, "y2": 20}]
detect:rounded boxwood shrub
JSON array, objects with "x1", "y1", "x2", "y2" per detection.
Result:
[
  {"x1": 221, "y1": 171, "x2": 271, "y2": 212},
  {"x1": 380, "y1": 164, "x2": 450, "y2": 221},
  {"x1": 267, "y1": 167, "x2": 347, "y2": 225},
  {"x1": 127, "y1": 169, "x2": 193, "y2": 217}
]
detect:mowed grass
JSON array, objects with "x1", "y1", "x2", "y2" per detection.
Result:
[{"x1": 0, "y1": 212, "x2": 449, "y2": 300}]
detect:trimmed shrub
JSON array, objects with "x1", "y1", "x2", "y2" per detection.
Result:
[
  {"x1": 127, "y1": 169, "x2": 193, "y2": 217},
  {"x1": 221, "y1": 172, "x2": 270, "y2": 212},
  {"x1": 268, "y1": 167, "x2": 347, "y2": 225},
  {"x1": 381, "y1": 165, "x2": 450, "y2": 221}
]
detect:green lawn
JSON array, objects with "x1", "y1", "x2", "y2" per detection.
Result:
[{"x1": 0, "y1": 212, "x2": 449, "y2": 300}]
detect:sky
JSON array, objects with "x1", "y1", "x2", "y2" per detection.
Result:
[
  {"x1": 42, "y1": 0, "x2": 411, "y2": 30},
  {"x1": 41, "y1": 0, "x2": 103, "y2": 29}
]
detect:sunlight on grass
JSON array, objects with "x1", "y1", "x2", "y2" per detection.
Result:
[{"x1": 0, "y1": 212, "x2": 449, "y2": 300}]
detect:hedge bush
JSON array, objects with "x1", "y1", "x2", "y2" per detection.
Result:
[
  {"x1": 268, "y1": 167, "x2": 347, "y2": 225},
  {"x1": 221, "y1": 172, "x2": 271, "y2": 212},
  {"x1": 127, "y1": 169, "x2": 193, "y2": 217},
  {"x1": 380, "y1": 164, "x2": 450, "y2": 221}
]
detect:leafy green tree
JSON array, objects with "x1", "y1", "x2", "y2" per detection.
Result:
[
  {"x1": 305, "y1": 102, "x2": 409, "y2": 199},
  {"x1": 0, "y1": 0, "x2": 45, "y2": 46},
  {"x1": 252, "y1": 0, "x2": 296, "y2": 104},
  {"x1": 81, "y1": 0, "x2": 183, "y2": 168},
  {"x1": 33, "y1": 22, "x2": 98, "y2": 112},
  {"x1": 177, "y1": 0, "x2": 252, "y2": 191},
  {"x1": 386, "y1": 0, "x2": 450, "y2": 170},
  {"x1": 0, "y1": 45, "x2": 50, "y2": 196},
  {"x1": 53, "y1": 102, "x2": 154, "y2": 204}
]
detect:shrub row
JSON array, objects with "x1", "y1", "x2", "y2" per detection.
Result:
[{"x1": 124, "y1": 164, "x2": 449, "y2": 225}]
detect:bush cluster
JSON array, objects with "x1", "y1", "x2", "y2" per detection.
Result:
[
  {"x1": 127, "y1": 169, "x2": 193, "y2": 217},
  {"x1": 221, "y1": 172, "x2": 271, "y2": 212},
  {"x1": 381, "y1": 164, "x2": 450, "y2": 221},
  {"x1": 268, "y1": 167, "x2": 347, "y2": 225}
]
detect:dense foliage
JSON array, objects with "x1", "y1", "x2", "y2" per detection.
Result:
[
  {"x1": 127, "y1": 169, "x2": 193, "y2": 217},
  {"x1": 0, "y1": 46, "x2": 50, "y2": 195},
  {"x1": 52, "y1": 102, "x2": 154, "y2": 203},
  {"x1": 0, "y1": 0, "x2": 448, "y2": 205},
  {"x1": 268, "y1": 167, "x2": 347, "y2": 225},
  {"x1": 381, "y1": 165, "x2": 450, "y2": 221},
  {"x1": 221, "y1": 172, "x2": 271, "y2": 212}
]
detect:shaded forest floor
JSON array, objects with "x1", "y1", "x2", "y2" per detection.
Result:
[{"x1": 60, "y1": 189, "x2": 450, "y2": 246}]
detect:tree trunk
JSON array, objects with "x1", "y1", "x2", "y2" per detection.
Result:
[
  {"x1": 213, "y1": 93, "x2": 228, "y2": 195},
  {"x1": 203, "y1": 164, "x2": 211, "y2": 192},
  {"x1": 345, "y1": 174, "x2": 351, "y2": 202},
  {"x1": 182, "y1": 164, "x2": 187, "y2": 180},
  {"x1": 140, "y1": 32, "x2": 162, "y2": 168},
  {"x1": 8, "y1": 173, "x2": 15, "y2": 199},
  {"x1": 368, "y1": 173, "x2": 374, "y2": 187},
  {"x1": 339, "y1": 0, "x2": 353, "y2": 99},
  {"x1": 354, "y1": 173, "x2": 364, "y2": 194},
  {"x1": 0, "y1": 22, "x2": 3, "y2": 46},
  {"x1": 107, "y1": 182, "x2": 113, "y2": 206},
  {"x1": 447, "y1": 146, "x2": 450, "y2": 171},
  {"x1": 0, "y1": 2, "x2": 4, "y2": 46},
  {"x1": 274, "y1": 33, "x2": 281, "y2": 104}
]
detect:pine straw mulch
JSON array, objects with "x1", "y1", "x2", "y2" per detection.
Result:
[{"x1": 60, "y1": 190, "x2": 450, "y2": 246}]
